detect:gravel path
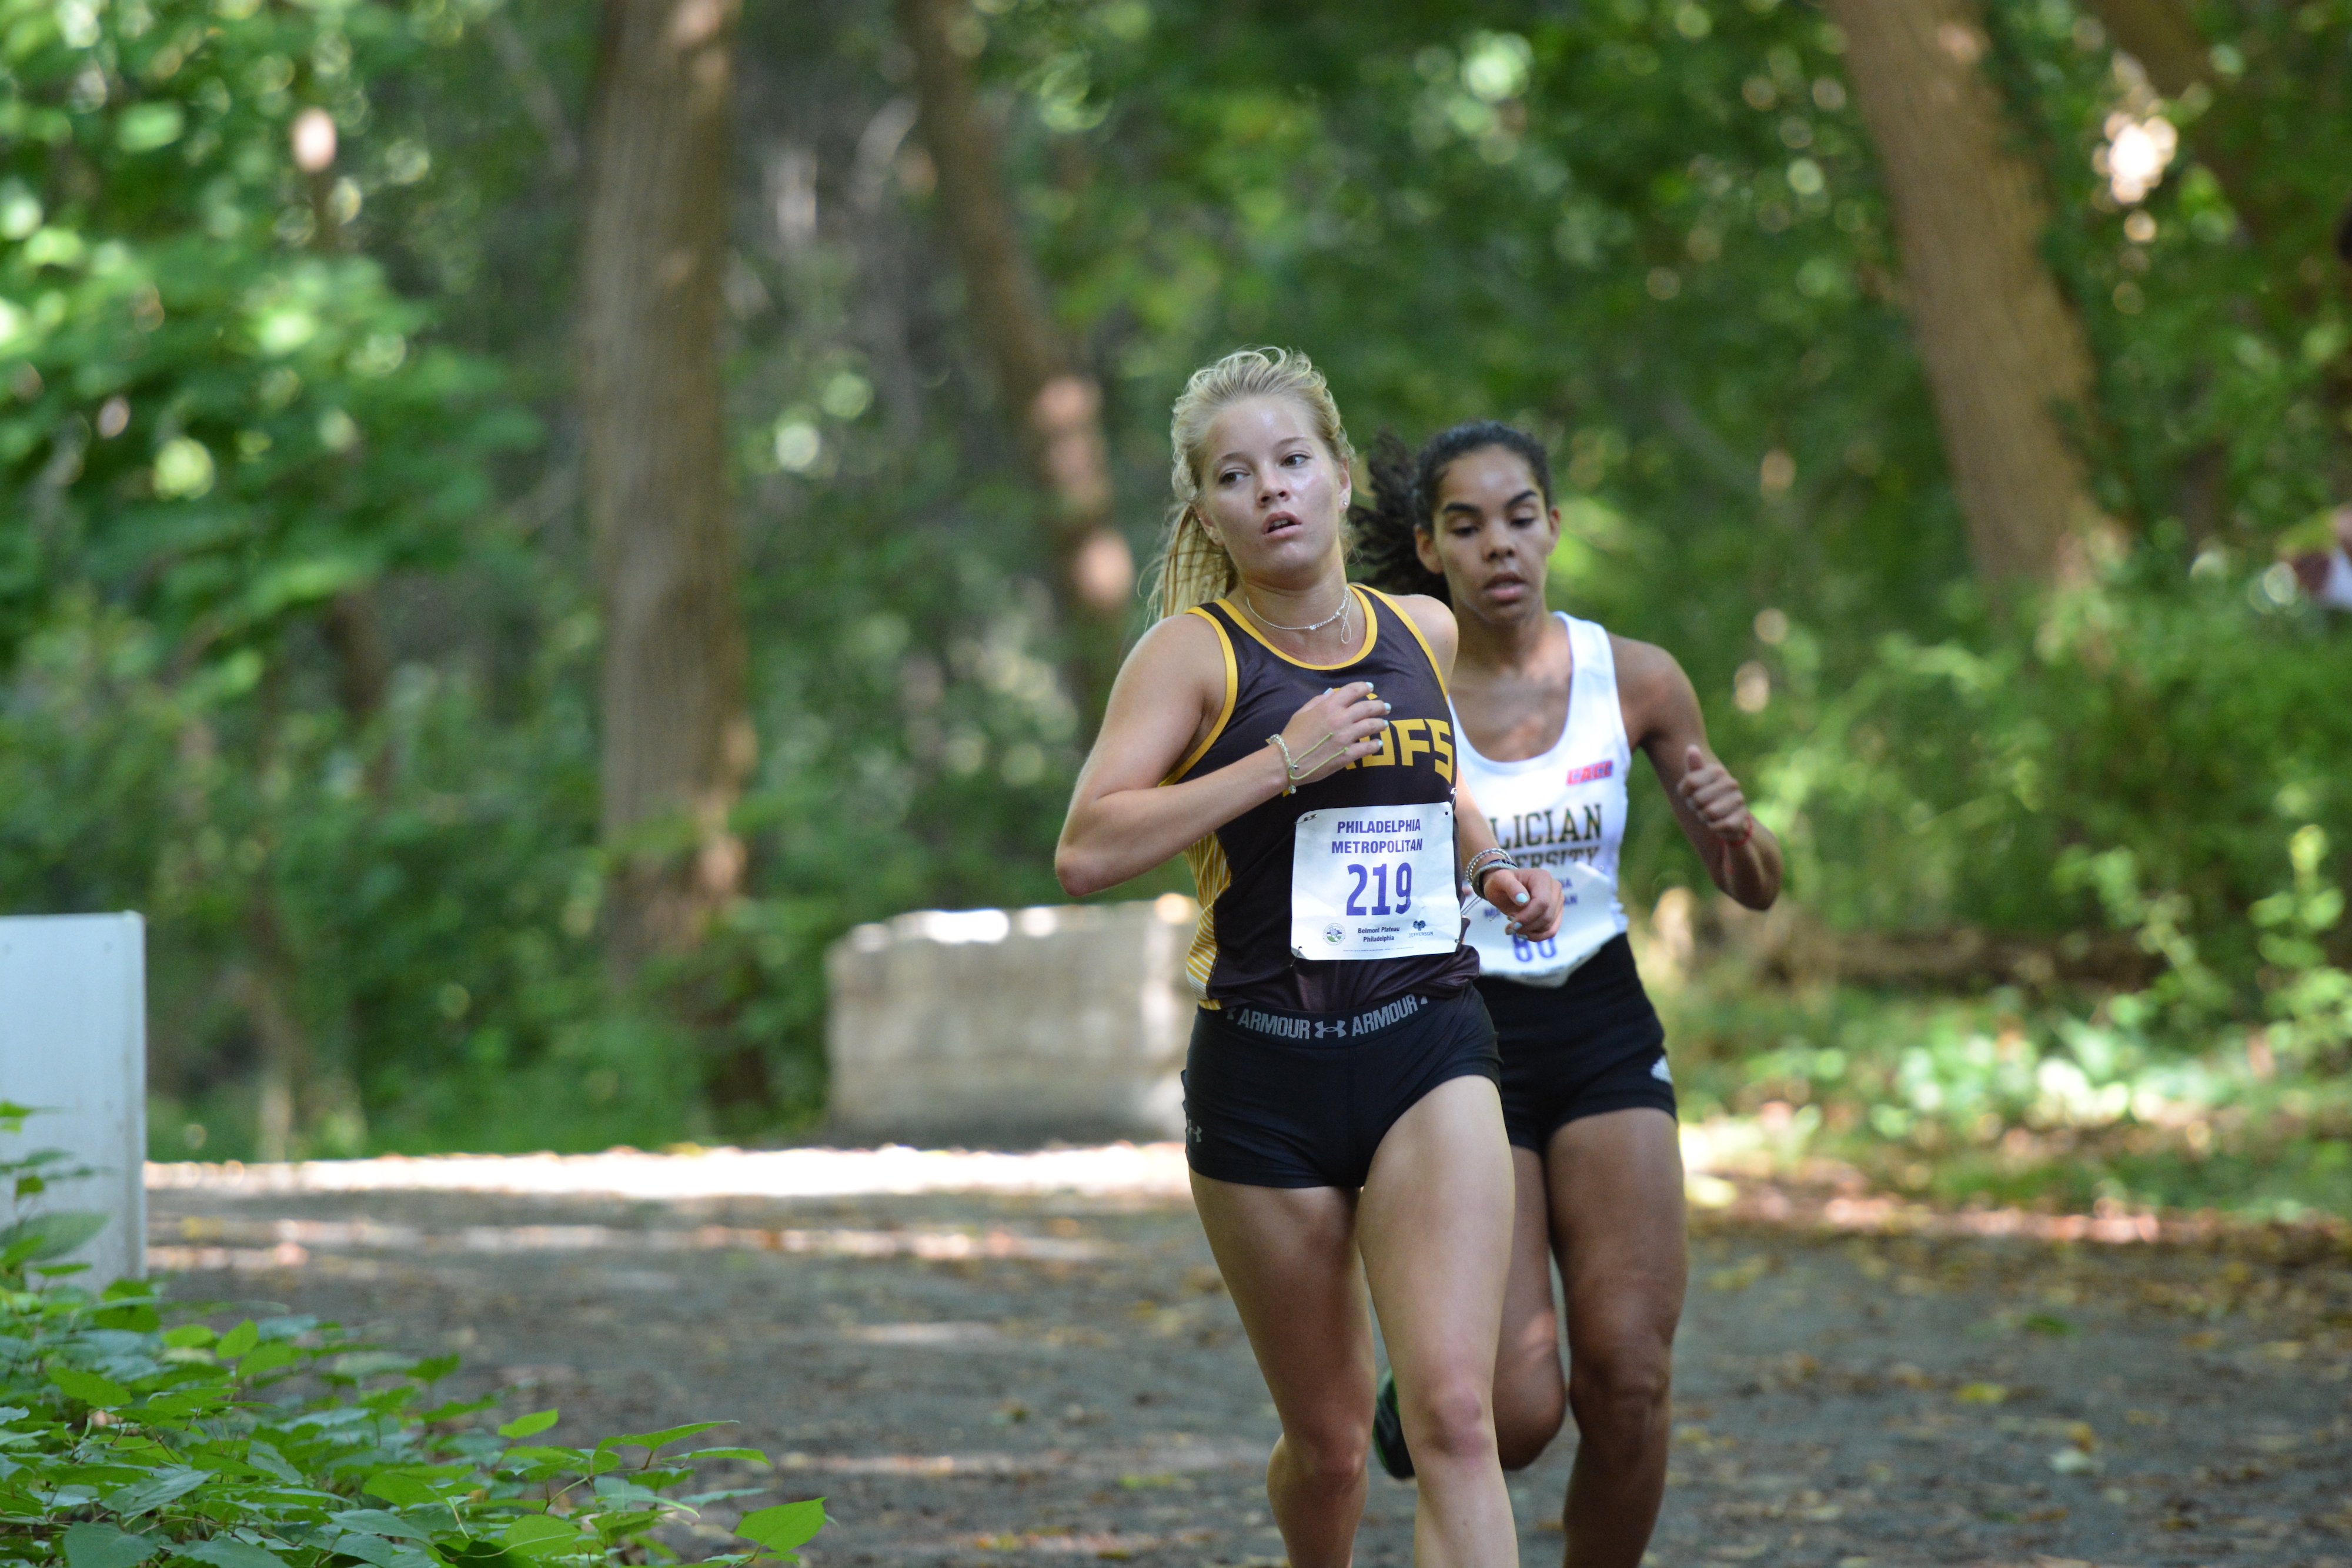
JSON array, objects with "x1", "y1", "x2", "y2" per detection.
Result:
[{"x1": 146, "y1": 1167, "x2": 2352, "y2": 1568}]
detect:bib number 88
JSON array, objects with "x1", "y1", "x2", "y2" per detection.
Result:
[
  {"x1": 1344, "y1": 861, "x2": 1414, "y2": 917},
  {"x1": 1512, "y1": 934, "x2": 1559, "y2": 964}
]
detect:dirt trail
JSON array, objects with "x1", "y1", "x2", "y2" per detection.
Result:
[{"x1": 147, "y1": 1172, "x2": 2351, "y2": 1568}]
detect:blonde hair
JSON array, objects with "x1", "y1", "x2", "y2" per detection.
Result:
[{"x1": 1148, "y1": 347, "x2": 1357, "y2": 620}]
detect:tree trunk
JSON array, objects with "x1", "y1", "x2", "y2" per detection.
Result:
[
  {"x1": 898, "y1": 0, "x2": 1131, "y2": 702},
  {"x1": 2084, "y1": 0, "x2": 2210, "y2": 99},
  {"x1": 580, "y1": 0, "x2": 754, "y2": 980},
  {"x1": 1829, "y1": 0, "x2": 2107, "y2": 583}
]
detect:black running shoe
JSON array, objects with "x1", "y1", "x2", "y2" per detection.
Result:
[{"x1": 1370, "y1": 1369, "x2": 1414, "y2": 1480}]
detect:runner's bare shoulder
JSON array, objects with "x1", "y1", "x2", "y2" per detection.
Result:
[
  {"x1": 1384, "y1": 592, "x2": 1461, "y2": 671},
  {"x1": 1100, "y1": 608, "x2": 1235, "y2": 759},
  {"x1": 1608, "y1": 633, "x2": 1699, "y2": 743}
]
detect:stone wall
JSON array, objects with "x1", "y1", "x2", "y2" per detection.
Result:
[{"x1": 826, "y1": 895, "x2": 1197, "y2": 1146}]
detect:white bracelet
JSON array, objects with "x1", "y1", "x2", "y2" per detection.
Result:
[
  {"x1": 1265, "y1": 734, "x2": 1298, "y2": 795},
  {"x1": 1464, "y1": 848, "x2": 1517, "y2": 897}
]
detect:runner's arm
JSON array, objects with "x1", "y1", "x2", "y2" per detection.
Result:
[
  {"x1": 1454, "y1": 773, "x2": 1562, "y2": 941},
  {"x1": 1055, "y1": 615, "x2": 1390, "y2": 897},
  {"x1": 1615, "y1": 636, "x2": 1782, "y2": 910}
]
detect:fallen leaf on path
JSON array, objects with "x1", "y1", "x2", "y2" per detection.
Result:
[
  {"x1": 1955, "y1": 1382, "x2": 2008, "y2": 1405},
  {"x1": 1709, "y1": 1256, "x2": 1773, "y2": 1292}
]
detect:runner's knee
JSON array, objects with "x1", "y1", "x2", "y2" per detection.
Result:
[
  {"x1": 1566, "y1": 1328, "x2": 1672, "y2": 1451},
  {"x1": 1492, "y1": 1378, "x2": 1565, "y2": 1471},
  {"x1": 1281, "y1": 1417, "x2": 1371, "y2": 1490},
  {"x1": 1399, "y1": 1372, "x2": 1498, "y2": 1466}
]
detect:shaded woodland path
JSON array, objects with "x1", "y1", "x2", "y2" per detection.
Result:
[{"x1": 146, "y1": 1159, "x2": 2351, "y2": 1568}]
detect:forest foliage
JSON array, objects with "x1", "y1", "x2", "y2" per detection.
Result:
[
  {"x1": 0, "y1": 1105, "x2": 828, "y2": 1568},
  {"x1": 1, "y1": 0, "x2": 2349, "y2": 1204}
]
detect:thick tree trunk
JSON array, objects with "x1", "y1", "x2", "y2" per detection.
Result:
[
  {"x1": 898, "y1": 0, "x2": 1131, "y2": 701},
  {"x1": 580, "y1": 0, "x2": 754, "y2": 980},
  {"x1": 1829, "y1": 0, "x2": 2107, "y2": 583},
  {"x1": 2083, "y1": 0, "x2": 2211, "y2": 99}
]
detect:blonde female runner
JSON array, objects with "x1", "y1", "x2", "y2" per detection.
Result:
[{"x1": 1058, "y1": 353, "x2": 1564, "y2": 1568}]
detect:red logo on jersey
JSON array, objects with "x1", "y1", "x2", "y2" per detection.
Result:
[{"x1": 1564, "y1": 759, "x2": 1616, "y2": 785}]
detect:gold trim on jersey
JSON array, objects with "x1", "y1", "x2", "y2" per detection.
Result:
[
  {"x1": 1166, "y1": 606, "x2": 1239, "y2": 784},
  {"x1": 1182, "y1": 833, "x2": 1231, "y2": 997},
  {"x1": 1215, "y1": 584, "x2": 1378, "y2": 671},
  {"x1": 1362, "y1": 585, "x2": 1448, "y2": 698}
]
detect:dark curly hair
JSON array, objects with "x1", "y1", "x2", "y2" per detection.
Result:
[{"x1": 1349, "y1": 421, "x2": 1555, "y2": 606}]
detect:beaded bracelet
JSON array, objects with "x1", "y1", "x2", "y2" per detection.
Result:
[
  {"x1": 1265, "y1": 734, "x2": 1299, "y2": 794},
  {"x1": 1266, "y1": 731, "x2": 1343, "y2": 794},
  {"x1": 1463, "y1": 847, "x2": 1518, "y2": 898}
]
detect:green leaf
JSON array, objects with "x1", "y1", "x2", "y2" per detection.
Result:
[
  {"x1": 362, "y1": 1470, "x2": 445, "y2": 1507},
  {"x1": 162, "y1": 1326, "x2": 217, "y2": 1350},
  {"x1": 498, "y1": 1516, "x2": 583, "y2": 1560},
  {"x1": 677, "y1": 1448, "x2": 770, "y2": 1467},
  {"x1": 330, "y1": 1510, "x2": 434, "y2": 1543},
  {"x1": 216, "y1": 1321, "x2": 260, "y2": 1360},
  {"x1": 597, "y1": 1422, "x2": 724, "y2": 1454},
  {"x1": 407, "y1": 1354, "x2": 460, "y2": 1385},
  {"x1": 106, "y1": 1465, "x2": 213, "y2": 1516},
  {"x1": 243, "y1": 1443, "x2": 300, "y2": 1484},
  {"x1": 736, "y1": 1500, "x2": 826, "y2": 1558},
  {"x1": 437, "y1": 1544, "x2": 518, "y2": 1568},
  {"x1": 0, "y1": 1209, "x2": 108, "y2": 1262},
  {"x1": 94, "y1": 1300, "x2": 163, "y2": 1332},
  {"x1": 64, "y1": 1524, "x2": 160, "y2": 1568},
  {"x1": 417, "y1": 1394, "x2": 498, "y2": 1424},
  {"x1": 51, "y1": 1366, "x2": 133, "y2": 1407},
  {"x1": 176, "y1": 1540, "x2": 290, "y2": 1568},
  {"x1": 496, "y1": 1409, "x2": 559, "y2": 1440},
  {"x1": 117, "y1": 102, "x2": 185, "y2": 153},
  {"x1": 329, "y1": 1533, "x2": 433, "y2": 1568},
  {"x1": 237, "y1": 1342, "x2": 298, "y2": 1377}
]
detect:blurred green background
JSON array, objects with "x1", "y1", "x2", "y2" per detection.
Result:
[{"x1": 2, "y1": 0, "x2": 2347, "y2": 1216}]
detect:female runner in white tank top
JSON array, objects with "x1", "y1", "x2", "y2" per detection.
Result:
[{"x1": 1353, "y1": 422, "x2": 1782, "y2": 1568}]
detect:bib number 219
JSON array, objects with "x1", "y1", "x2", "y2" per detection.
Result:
[{"x1": 1344, "y1": 861, "x2": 1414, "y2": 917}]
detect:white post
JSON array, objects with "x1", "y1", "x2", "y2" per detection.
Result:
[{"x1": 0, "y1": 913, "x2": 147, "y2": 1284}]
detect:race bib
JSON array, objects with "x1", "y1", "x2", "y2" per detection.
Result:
[
  {"x1": 1464, "y1": 856, "x2": 1619, "y2": 985},
  {"x1": 1289, "y1": 803, "x2": 1459, "y2": 961}
]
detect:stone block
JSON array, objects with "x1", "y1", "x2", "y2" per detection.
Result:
[
  {"x1": 827, "y1": 895, "x2": 1197, "y2": 1145},
  {"x1": 0, "y1": 913, "x2": 147, "y2": 1283}
]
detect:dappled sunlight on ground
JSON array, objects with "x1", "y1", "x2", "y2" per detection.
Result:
[{"x1": 143, "y1": 1147, "x2": 2352, "y2": 1567}]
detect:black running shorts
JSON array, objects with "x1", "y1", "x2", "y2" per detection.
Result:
[
  {"x1": 1182, "y1": 989, "x2": 1501, "y2": 1189},
  {"x1": 1480, "y1": 934, "x2": 1674, "y2": 1153}
]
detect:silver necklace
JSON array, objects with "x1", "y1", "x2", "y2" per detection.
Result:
[{"x1": 1242, "y1": 585, "x2": 1353, "y2": 637}]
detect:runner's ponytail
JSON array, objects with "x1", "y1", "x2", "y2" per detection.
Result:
[{"x1": 1348, "y1": 430, "x2": 1448, "y2": 604}]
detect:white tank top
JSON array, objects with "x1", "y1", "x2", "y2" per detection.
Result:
[{"x1": 1452, "y1": 613, "x2": 1632, "y2": 987}]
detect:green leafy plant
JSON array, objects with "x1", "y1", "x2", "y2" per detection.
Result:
[
  {"x1": 0, "y1": 1117, "x2": 821, "y2": 1568},
  {"x1": 0, "y1": 1101, "x2": 108, "y2": 1279}
]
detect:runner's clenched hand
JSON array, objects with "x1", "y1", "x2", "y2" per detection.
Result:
[
  {"x1": 1482, "y1": 864, "x2": 1563, "y2": 942},
  {"x1": 1269, "y1": 680, "x2": 1392, "y2": 790},
  {"x1": 1677, "y1": 744, "x2": 1753, "y2": 842}
]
